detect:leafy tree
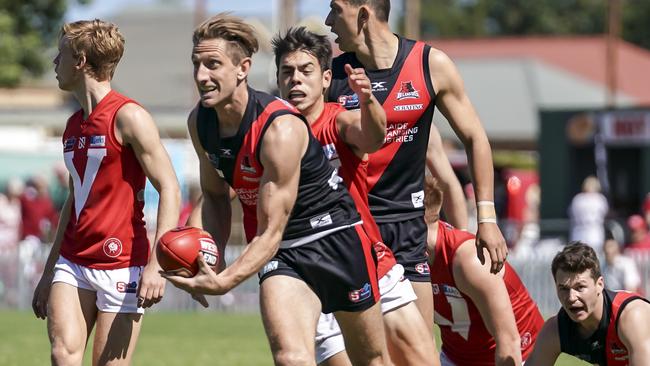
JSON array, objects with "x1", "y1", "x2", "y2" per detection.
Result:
[
  {"x1": 419, "y1": 0, "x2": 648, "y2": 51},
  {"x1": 0, "y1": 0, "x2": 89, "y2": 87}
]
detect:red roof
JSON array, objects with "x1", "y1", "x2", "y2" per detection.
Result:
[{"x1": 428, "y1": 36, "x2": 650, "y2": 105}]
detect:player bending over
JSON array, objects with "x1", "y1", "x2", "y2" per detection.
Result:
[{"x1": 425, "y1": 175, "x2": 543, "y2": 366}]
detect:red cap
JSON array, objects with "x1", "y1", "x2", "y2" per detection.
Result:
[{"x1": 628, "y1": 214, "x2": 647, "y2": 231}]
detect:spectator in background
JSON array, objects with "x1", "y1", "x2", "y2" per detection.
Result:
[
  {"x1": 50, "y1": 162, "x2": 69, "y2": 213},
  {"x1": 602, "y1": 238, "x2": 641, "y2": 292},
  {"x1": 20, "y1": 175, "x2": 57, "y2": 243},
  {"x1": 0, "y1": 178, "x2": 24, "y2": 253},
  {"x1": 643, "y1": 193, "x2": 650, "y2": 229},
  {"x1": 568, "y1": 175, "x2": 608, "y2": 253},
  {"x1": 625, "y1": 214, "x2": 650, "y2": 251}
]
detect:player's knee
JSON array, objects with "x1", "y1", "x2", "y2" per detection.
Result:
[
  {"x1": 273, "y1": 348, "x2": 314, "y2": 366},
  {"x1": 51, "y1": 339, "x2": 83, "y2": 366}
]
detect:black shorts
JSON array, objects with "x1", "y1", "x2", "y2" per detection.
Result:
[
  {"x1": 259, "y1": 225, "x2": 380, "y2": 313},
  {"x1": 377, "y1": 216, "x2": 430, "y2": 282}
]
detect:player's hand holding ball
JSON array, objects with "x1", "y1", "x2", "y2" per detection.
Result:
[
  {"x1": 158, "y1": 226, "x2": 222, "y2": 307},
  {"x1": 157, "y1": 226, "x2": 220, "y2": 276}
]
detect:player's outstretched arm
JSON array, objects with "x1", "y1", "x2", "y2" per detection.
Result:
[
  {"x1": 426, "y1": 125, "x2": 468, "y2": 230},
  {"x1": 525, "y1": 316, "x2": 561, "y2": 366},
  {"x1": 453, "y1": 240, "x2": 521, "y2": 366},
  {"x1": 618, "y1": 300, "x2": 650, "y2": 365},
  {"x1": 164, "y1": 114, "x2": 307, "y2": 296},
  {"x1": 116, "y1": 103, "x2": 181, "y2": 308},
  {"x1": 338, "y1": 64, "x2": 386, "y2": 156},
  {"x1": 32, "y1": 182, "x2": 73, "y2": 319},
  {"x1": 429, "y1": 48, "x2": 506, "y2": 273}
]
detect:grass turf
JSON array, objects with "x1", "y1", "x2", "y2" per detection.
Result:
[{"x1": 1, "y1": 310, "x2": 588, "y2": 365}]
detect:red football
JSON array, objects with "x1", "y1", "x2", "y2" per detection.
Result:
[{"x1": 157, "y1": 226, "x2": 220, "y2": 277}]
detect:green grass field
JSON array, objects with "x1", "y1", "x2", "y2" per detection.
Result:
[{"x1": 0, "y1": 310, "x2": 589, "y2": 365}]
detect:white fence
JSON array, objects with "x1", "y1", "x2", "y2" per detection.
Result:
[{"x1": 3, "y1": 239, "x2": 650, "y2": 317}]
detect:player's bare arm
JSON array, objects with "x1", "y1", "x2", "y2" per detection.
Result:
[
  {"x1": 429, "y1": 47, "x2": 507, "y2": 274},
  {"x1": 115, "y1": 103, "x2": 181, "y2": 308},
  {"x1": 337, "y1": 64, "x2": 386, "y2": 156},
  {"x1": 426, "y1": 125, "x2": 468, "y2": 230},
  {"x1": 32, "y1": 180, "x2": 73, "y2": 319},
  {"x1": 618, "y1": 300, "x2": 650, "y2": 365},
  {"x1": 453, "y1": 239, "x2": 521, "y2": 366},
  {"x1": 187, "y1": 108, "x2": 232, "y2": 266},
  {"x1": 164, "y1": 114, "x2": 307, "y2": 296},
  {"x1": 525, "y1": 316, "x2": 561, "y2": 366}
]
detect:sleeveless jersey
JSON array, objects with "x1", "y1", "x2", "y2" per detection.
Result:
[
  {"x1": 431, "y1": 221, "x2": 544, "y2": 365},
  {"x1": 196, "y1": 87, "x2": 360, "y2": 242},
  {"x1": 558, "y1": 290, "x2": 650, "y2": 365},
  {"x1": 327, "y1": 36, "x2": 436, "y2": 223},
  {"x1": 309, "y1": 102, "x2": 397, "y2": 278},
  {"x1": 60, "y1": 90, "x2": 149, "y2": 269}
]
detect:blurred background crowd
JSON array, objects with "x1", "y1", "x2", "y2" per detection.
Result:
[{"x1": 2, "y1": 0, "x2": 650, "y2": 315}]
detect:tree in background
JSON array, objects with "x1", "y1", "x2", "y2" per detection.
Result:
[
  {"x1": 0, "y1": 0, "x2": 89, "y2": 87},
  {"x1": 419, "y1": 0, "x2": 649, "y2": 51}
]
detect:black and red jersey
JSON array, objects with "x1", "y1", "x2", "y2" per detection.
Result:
[
  {"x1": 558, "y1": 290, "x2": 650, "y2": 365},
  {"x1": 327, "y1": 36, "x2": 436, "y2": 223},
  {"x1": 196, "y1": 87, "x2": 360, "y2": 242},
  {"x1": 310, "y1": 102, "x2": 397, "y2": 279}
]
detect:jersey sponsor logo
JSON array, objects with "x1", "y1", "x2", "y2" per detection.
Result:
[
  {"x1": 78, "y1": 136, "x2": 86, "y2": 149},
  {"x1": 442, "y1": 284, "x2": 462, "y2": 298},
  {"x1": 199, "y1": 239, "x2": 219, "y2": 266},
  {"x1": 521, "y1": 331, "x2": 533, "y2": 349},
  {"x1": 371, "y1": 81, "x2": 388, "y2": 92},
  {"x1": 137, "y1": 189, "x2": 145, "y2": 202},
  {"x1": 64, "y1": 137, "x2": 76, "y2": 152},
  {"x1": 310, "y1": 213, "x2": 333, "y2": 228},
  {"x1": 103, "y1": 237, "x2": 123, "y2": 258},
  {"x1": 415, "y1": 262, "x2": 430, "y2": 275},
  {"x1": 65, "y1": 148, "x2": 108, "y2": 217},
  {"x1": 116, "y1": 281, "x2": 138, "y2": 293},
  {"x1": 393, "y1": 104, "x2": 423, "y2": 112},
  {"x1": 242, "y1": 176, "x2": 260, "y2": 182},
  {"x1": 411, "y1": 190, "x2": 424, "y2": 208},
  {"x1": 220, "y1": 148, "x2": 233, "y2": 158},
  {"x1": 322, "y1": 143, "x2": 338, "y2": 160},
  {"x1": 235, "y1": 187, "x2": 258, "y2": 206},
  {"x1": 240, "y1": 155, "x2": 257, "y2": 174},
  {"x1": 396, "y1": 81, "x2": 420, "y2": 100},
  {"x1": 90, "y1": 135, "x2": 106, "y2": 148},
  {"x1": 348, "y1": 282, "x2": 372, "y2": 303},
  {"x1": 260, "y1": 260, "x2": 279, "y2": 276},
  {"x1": 338, "y1": 94, "x2": 359, "y2": 109},
  {"x1": 385, "y1": 123, "x2": 419, "y2": 143},
  {"x1": 373, "y1": 241, "x2": 389, "y2": 260},
  {"x1": 432, "y1": 283, "x2": 440, "y2": 295}
]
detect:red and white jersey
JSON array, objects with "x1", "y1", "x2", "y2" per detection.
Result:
[
  {"x1": 309, "y1": 102, "x2": 397, "y2": 279},
  {"x1": 431, "y1": 221, "x2": 544, "y2": 365},
  {"x1": 60, "y1": 90, "x2": 149, "y2": 270}
]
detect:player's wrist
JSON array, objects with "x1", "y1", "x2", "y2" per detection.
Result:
[{"x1": 477, "y1": 201, "x2": 497, "y2": 224}]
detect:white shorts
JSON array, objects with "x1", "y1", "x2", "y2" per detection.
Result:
[
  {"x1": 314, "y1": 264, "x2": 417, "y2": 363},
  {"x1": 52, "y1": 256, "x2": 144, "y2": 314}
]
